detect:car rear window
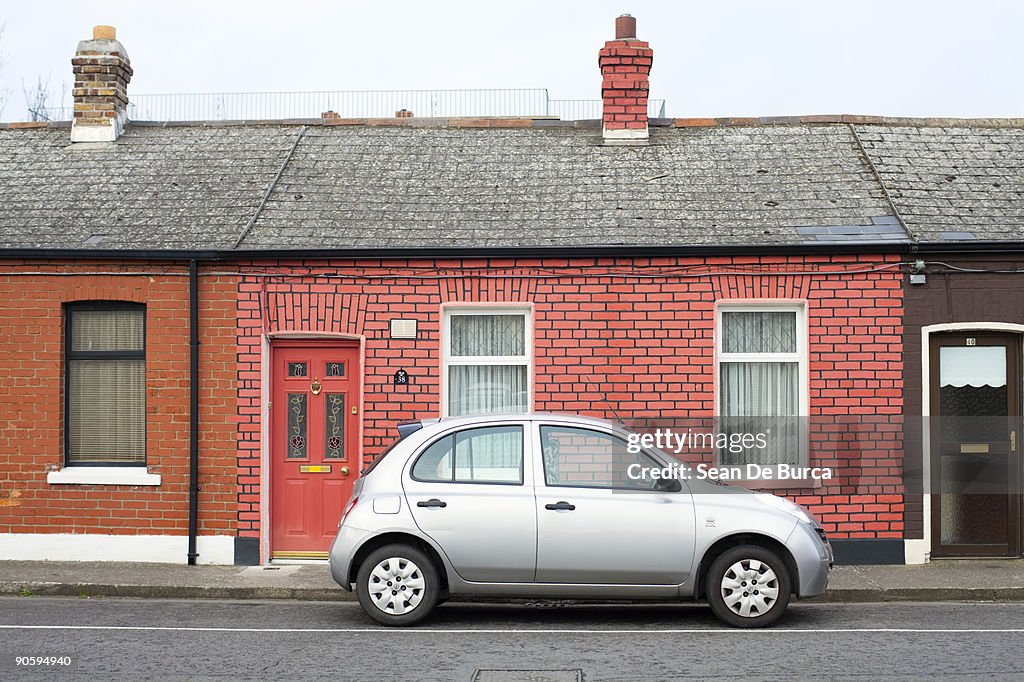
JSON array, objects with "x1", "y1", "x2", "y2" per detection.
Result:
[
  {"x1": 361, "y1": 420, "x2": 426, "y2": 476},
  {"x1": 361, "y1": 433, "x2": 411, "y2": 476},
  {"x1": 360, "y1": 440, "x2": 399, "y2": 476}
]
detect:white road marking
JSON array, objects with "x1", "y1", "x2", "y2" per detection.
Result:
[{"x1": 1, "y1": 625, "x2": 1022, "y2": 634}]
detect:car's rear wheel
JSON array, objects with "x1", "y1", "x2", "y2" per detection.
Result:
[
  {"x1": 356, "y1": 544, "x2": 439, "y2": 626},
  {"x1": 705, "y1": 545, "x2": 791, "y2": 628}
]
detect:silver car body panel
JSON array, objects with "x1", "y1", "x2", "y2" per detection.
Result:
[
  {"x1": 403, "y1": 421, "x2": 538, "y2": 582},
  {"x1": 329, "y1": 413, "x2": 832, "y2": 600},
  {"x1": 405, "y1": 483, "x2": 538, "y2": 582},
  {"x1": 534, "y1": 485, "x2": 696, "y2": 584}
]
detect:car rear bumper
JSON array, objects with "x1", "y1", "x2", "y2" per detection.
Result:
[{"x1": 328, "y1": 524, "x2": 373, "y2": 591}]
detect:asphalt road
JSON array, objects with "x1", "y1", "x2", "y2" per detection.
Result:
[{"x1": 0, "y1": 597, "x2": 1022, "y2": 680}]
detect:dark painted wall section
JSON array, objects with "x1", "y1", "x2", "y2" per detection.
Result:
[
  {"x1": 902, "y1": 256, "x2": 1024, "y2": 550},
  {"x1": 830, "y1": 538, "x2": 904, "y2": 565}
]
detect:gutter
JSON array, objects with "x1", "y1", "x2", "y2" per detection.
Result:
[
  {"x1": 0, "y1": 249, "x2": 222, "y2": 261},
  {"x1": 0, "y1": 241, "x2": 918, "y2": 261},
  {"x1": 3, "y1": 240, "x2": 1024, "y2": 262},
  {"x1": 908, "y1": 241, "x2": 1024, "y2": 255},
  {"x1": 187, "y1": 259, "x2": 200, "y2": 565}
]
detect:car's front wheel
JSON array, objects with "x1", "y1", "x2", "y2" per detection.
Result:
[
  {"x1": 706, "y1": 545, "x2": 791, "y2": 628},
  {"x1": 356, "y1": 544, "x2": 439, "y2": 626}
]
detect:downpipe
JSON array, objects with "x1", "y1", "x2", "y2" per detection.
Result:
[{"x1": 187, "y1": 259, "x2": 200, "y2": 565}]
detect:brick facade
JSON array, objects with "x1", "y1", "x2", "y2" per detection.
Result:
[
  {"x1": 234, "y1": 254, "x2": 905, "y2": 547},
  {"x1": 0, "y1": 262, "x2": 237, "y2": 541},
  {"x1": 0, "y1": 253, "x2": 907, "y2": 562}
]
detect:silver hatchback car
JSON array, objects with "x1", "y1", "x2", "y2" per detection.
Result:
[{"x1": 329, "y1": 414, "x2": 832, "y2": 628}]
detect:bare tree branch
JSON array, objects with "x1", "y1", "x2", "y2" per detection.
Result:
[{"x1": 23, "y1": 74, "x2": 55, "y2": 122}]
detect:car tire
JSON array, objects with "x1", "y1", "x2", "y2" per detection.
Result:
[
  {"x1": 356, "y1": 544, "x2": 440, "y2": 627},
  {"x1": 705, "y1": 545, "x2": 792, "y2": 628}
]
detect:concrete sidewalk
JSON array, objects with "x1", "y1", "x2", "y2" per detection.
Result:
[{"x1": 1, "y1": 559, "x2": 1022, "y2": 603}]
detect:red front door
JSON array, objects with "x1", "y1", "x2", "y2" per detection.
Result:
[{"x1": 271, "y1": 341, "x2": 360, "y2": 559}]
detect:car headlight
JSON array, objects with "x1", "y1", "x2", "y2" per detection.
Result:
[{"x1": 755, "y1": 493, "x2": 816, "y2": 524}]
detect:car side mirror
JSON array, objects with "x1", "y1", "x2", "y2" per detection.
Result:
[{"x1": 655, "y1": 478, "x2": 682, "y2": 493}]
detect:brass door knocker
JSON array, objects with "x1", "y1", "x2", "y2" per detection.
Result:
[{"x1": 310, "y1": 377, "x2": 322, "y2": 395}]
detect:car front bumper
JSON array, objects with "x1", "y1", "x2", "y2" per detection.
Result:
[{"x1": 789, "y1": 522, "x2": 833, "y2": 598}]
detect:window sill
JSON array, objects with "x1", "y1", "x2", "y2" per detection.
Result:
[{"x1": 47, "y1": 467, "x2": 161, "y2": 486}]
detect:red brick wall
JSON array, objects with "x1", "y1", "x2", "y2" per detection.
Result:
[
  {"x1": 235, "y1": 254, "x2": 905, "y2": 541},
  {"x1": 0, "y1": 262, "x2": 238, "y2": 536}
]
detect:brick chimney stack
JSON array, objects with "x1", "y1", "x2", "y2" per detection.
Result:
[
  {"x1": 599, "y1": 14, "x2": 653, "y2": 143},
  {"x1": 71, "y1": 25, "x2": 133, "y2": 143}
]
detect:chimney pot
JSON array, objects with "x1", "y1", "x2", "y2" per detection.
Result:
[
  {"x1": 615, "y1": 14, "x2": 636, "y2": 40},
  {"x1": 93, "y1": 25, "x2": 116, "y2": 40},
  {"x1": 396, "y1": 109, "x2": 413, "y2": 118}
]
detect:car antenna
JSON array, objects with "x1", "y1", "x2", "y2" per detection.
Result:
[{"x1": 582, "y1": 373, "x2": 626, "y2": 426}]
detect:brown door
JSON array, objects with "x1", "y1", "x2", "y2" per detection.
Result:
[
  {"x1": 271, "y1": 341, "x2": 360, "y2": 560},
  {"x1": 930, "y1": 332, "x2": 1021, "y2": 557}
]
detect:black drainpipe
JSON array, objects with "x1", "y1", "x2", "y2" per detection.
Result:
[{"x1": 187, "y1": 259, "x2": 200, "y2": 565}]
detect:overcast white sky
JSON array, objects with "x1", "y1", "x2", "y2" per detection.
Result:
[{"x1": 1, "y1": 0, "x2": 1022, "y2": 121}]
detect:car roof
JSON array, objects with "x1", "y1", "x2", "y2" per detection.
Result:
[
  {"x1": 365, "y1": 412, "x2": 663, "y2": 481},
  {"x1": 422, "y1": 412, "x2": 622, "y2": 430}
]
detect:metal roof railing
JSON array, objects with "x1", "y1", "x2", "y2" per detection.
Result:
[
  {"x1": 547, "y1": 98, "x2": 666, "y2": 121},
  {"x1": 31, "y1": 89, "x2": 668, "y2": 122},
  {"x1": 130, "y1": 88, "x2": 551, "y2": 121}
]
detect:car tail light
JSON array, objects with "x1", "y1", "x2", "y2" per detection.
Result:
[
  {"x1": 339, "y1": 496, "x2": 359, "y2": 528},
  {"x1": 815, "y1": 527, "x2": 829, "y2": 543}
]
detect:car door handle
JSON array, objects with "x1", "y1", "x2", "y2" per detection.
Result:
[
  {"x1": 545, "y1": 501, "x2": 576, "y2": 511},
  {"x1": 417, "y1": 498, "x2": 447, "y2": 508}
]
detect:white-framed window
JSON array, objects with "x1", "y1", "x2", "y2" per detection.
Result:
[
  {"x1": 442, "y1": 306, "x2": 532, "y2": 417},
  {"x1": 65, "y1": 303, "x2": 147, "y2": 466},
  {"x1": 716, "y1": 302, "x2": 808, "y2": 467},
  {"x1": 48, "y1": 302, "x2": 161, "y2": 486}
]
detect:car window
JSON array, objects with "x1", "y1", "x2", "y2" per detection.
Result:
[
  {"x1": 411, "y1": 425, "x2": 524, "y2": 485},
  {"x1": 411, "y1": 435, "x2": 455, "y2": 482},
  {"x1": 540, "y1": 425, "x2": 662, "y2": 490}
]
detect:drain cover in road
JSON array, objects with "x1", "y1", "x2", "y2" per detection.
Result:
[{"x1": 472, "y1": 671, "x2": 582, "y2": 682}]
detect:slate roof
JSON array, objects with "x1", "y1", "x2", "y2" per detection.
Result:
[
  {"x1": 0, "y1": 116, "x2": 1021, "y2": 252},
  {"x1": 853, "y1": 125, "x2": 1024, "y2": 242},
  {"x1": 0, "y1": 125, "x2": 299, "y2": 249},
  {"x1": 243, "y1": 124, "x2": 893, "y2": 249}
]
